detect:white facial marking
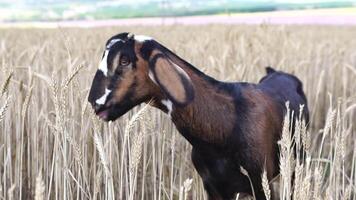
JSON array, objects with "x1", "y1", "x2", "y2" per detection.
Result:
[
  {"x1": 98, "y1": 50, "x2": 109, "y2": 76},
  {"x1": 99, "y1": 39, "x2": 122, "y2": 76},
  {"x1": 107, "y1": 38, "x2": 121, "y2": 48},
  {"x1": 96, "y1": 88, "x2": 112, "y2": 105},
  {"x1": 161, "y1": 99, "x2": 173, "y2": 116},
  {"x1": 134, "y1": 35, "x2": 152, "y2": 42}
]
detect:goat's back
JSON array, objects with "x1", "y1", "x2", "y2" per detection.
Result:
[{"x1": 258, "y1": 67, "x2": 309, "y2": 123}]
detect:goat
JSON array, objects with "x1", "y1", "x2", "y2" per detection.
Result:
[{"x1": 88, "y1": 32, "x2": 309, "y2": 200}]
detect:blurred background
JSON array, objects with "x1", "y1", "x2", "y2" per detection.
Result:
[{"x1": 1, "y1": 0, "x2": 356, "y2": 26}]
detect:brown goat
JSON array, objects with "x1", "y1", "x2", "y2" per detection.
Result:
[{"x1": 88, "y1": 32, "x2": 309, "y2": 200}]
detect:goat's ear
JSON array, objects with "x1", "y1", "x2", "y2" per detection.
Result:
[{"x1": 149, "y1": 54, "x2": 194, "y2": 106}]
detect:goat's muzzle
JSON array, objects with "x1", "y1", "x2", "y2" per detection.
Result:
[{"x1": 90, "y1": 102, "x2": 110, "y2": 120}]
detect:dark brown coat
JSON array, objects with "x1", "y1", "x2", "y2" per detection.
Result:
[{"x1": 88, "y1": 33, "x2": 309, "y2": 200}]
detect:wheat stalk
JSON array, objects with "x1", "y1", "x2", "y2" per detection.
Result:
[
  {"x1": 278, "y1": 101, "x2": 295, "y2": 200},
  {"x1": 21, "y1": 86, "x2": 33, "y2": 118},
  {"x1": 93, "y1": 130, "x2": 109, "y2": 176},
  {"x1": 129, "y1": 130, "x2": 144, "y2": 178},
  {"x1": 93, "y1": 131, "x2": 114, "y2": 200},
  {"x1": 93, "y1": 168, "x2": 103, "y2": 200},
  {"x1": 183, "y1": 178, "x2": 193, "y2": 200},
  {"x1": 235, "y1": 193, "x2": 240, "y2": 200},
  {"x1": 7, "y1": 184, "x2": 15, "y2": 200},
  {"x1": 262, "y1": 169, "x2": 271, "y2": 200},
  {"x1": 0, "y1": 179, "x2": 3, "y2": 199},
  {"x1": 240, "y1": 166, "x2": 256, "y2": 200},
  {"x1": 179, "y1": 178, "x2": 193, "y2": 200},
  {"x1": 0, "y1": 95, "x2": 10, "y2": 123},
  {"x1": 300, "y1": 173, "x2": 312, "y2": 200},
  {"x1": 0, "y1": 71, "x2": 13, "y2": 97},
  {"x1": 34, "y1": 172, "x2": 45, "y2": 200},
  {"x1": 292, "y1": 163, "x2": 303, "y2": 200},
  {"x1": 261, "y1": 168, "x2": 271, "y2": 200},
  {"x1": 323, "y1": 108, "x2": 336, "y2": 136},
  {"x1": 62, "y1": 64, "x2": 85, "y2": 90},
  {"x1": 313, "y1": 167, "x2": 323, "y2": 200},
  {"x1": 127, "y1": 104, "x2": 150, "y2": 200},
  {"x1": 125, "y1": 103, "x2": 150, "y2": 136},
  {"x1": 91, "y1": 113, "x2": 115, "y2": 200},
  {"x1": 343, "y1": 185, "x2": 352, "y2": 200}
]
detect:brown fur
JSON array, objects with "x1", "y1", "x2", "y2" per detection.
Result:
[
  {"x1": 134, "y1": 44, "x2": 166, "y2": 105},
  {"x1": 137, "y1": 42, "x2": 236, "y2": 142},
  {"x1": 111, "y1": 71, "x2": 135, "y2": 103},
  {"x1": 172, "y1": 75, "x2": 236, "y2": 143},
  {"x1": 242, "y1": 88, "x2": 283, "y2": 179},
  {"x1": 109, "y1": 43, "x2": 159, "y2": 105}
]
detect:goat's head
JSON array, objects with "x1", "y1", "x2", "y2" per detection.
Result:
[{"x1": 88, "y1": 32, "x2": 194, "y2": 121}]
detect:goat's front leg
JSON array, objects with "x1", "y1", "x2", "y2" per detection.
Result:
[{"x1": 191, "y1": 149, "x2": 224, "y2": 200}]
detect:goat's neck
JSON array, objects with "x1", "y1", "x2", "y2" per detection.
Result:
[{"x1": 160, "y1": 54, "x2": 237, "y2": 145}]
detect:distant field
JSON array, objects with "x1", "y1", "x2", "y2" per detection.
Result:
[
  {"x1": 1, "y1": 8, "x2": 356, "y2": 28},
  {"x1": 1, "y1": 0, "x2": 356, "y2": 22},
  {"x1": 0, "y1": 25, "x2": 355, "y2": 199}
]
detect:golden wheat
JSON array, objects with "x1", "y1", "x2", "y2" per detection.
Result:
[
  {"x1": 261, "y1": 168, "x2": 271, "y2": 200},
  {"x1": 34, "y1": 172, "x2": 45, "y2": 200},
  {"x1": 0, "y1": 71, "x2": 12, "y2": 96},
  {"x1": 0, "y1": 25, "x2": 355, "y2": 200}
]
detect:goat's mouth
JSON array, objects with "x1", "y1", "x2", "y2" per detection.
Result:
[
  {"x1": 94, "y1": 102, "x2": 137, "y2": 122},
  {"x1": 95, "y1": 106, "x2": 112, "y2": 121}
]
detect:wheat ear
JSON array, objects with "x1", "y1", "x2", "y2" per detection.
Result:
[{"x1": 34, "y1": 172, "x2": 45, "y2": 200}]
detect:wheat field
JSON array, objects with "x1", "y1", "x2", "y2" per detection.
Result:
[{"x1": 0, "y1": 25, "x2": 355, "y2": 200}]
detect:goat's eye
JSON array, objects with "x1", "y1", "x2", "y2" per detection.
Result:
[{"x1": 120, "y1": 55, "x2": 130, "y2": 66}]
